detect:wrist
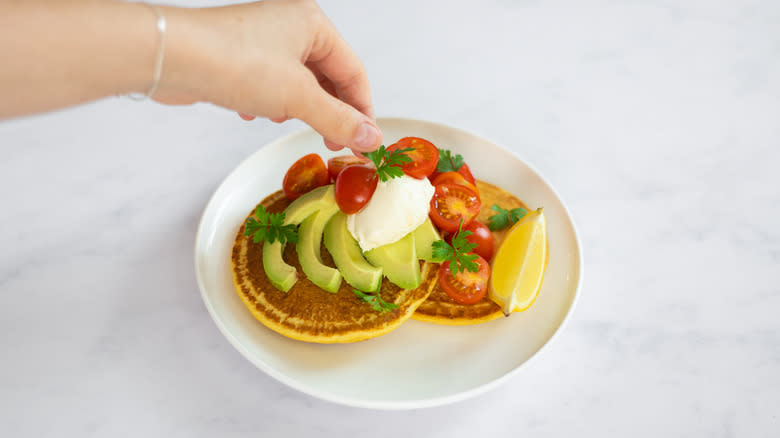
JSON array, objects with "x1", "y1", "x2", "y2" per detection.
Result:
[{"x1": 153, "y1": 5, "x2": 218, "y2": 104}]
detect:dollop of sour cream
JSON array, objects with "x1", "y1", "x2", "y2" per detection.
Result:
[{"x1": 346, "y1": 175, "x2": 435, "y2": 252}]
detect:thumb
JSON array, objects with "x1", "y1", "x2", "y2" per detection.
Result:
[{"x1": 289, "y1": 77, "x2": 382, "y2": 152}]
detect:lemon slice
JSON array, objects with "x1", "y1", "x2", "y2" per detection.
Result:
[{"x1": 489, "y1": 208, "x2": 547, "y2": 315}]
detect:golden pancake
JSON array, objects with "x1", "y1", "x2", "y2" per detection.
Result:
[
  {"x1": 413, "y1": 180, "x2": 531, "y2": 325},
  {"x1": 230, "y1": 190, "x2": 437, "y2": 343}
]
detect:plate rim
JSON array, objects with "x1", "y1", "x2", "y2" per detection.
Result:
[{"x1": 194, "y1": 116, "x2": 584, "y2": 410}]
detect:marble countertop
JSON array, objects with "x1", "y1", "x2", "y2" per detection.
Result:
[{"x1": 2, "y1": 0, "x2": 778, "y2": 436}]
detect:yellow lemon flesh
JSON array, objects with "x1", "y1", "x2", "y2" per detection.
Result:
[{"x1": 489, "y1": 208, "x2": 547, "y2": 316}]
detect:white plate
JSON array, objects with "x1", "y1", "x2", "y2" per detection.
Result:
[{"x1": 194, "y1": 117, "x2": 582, "y2": 410}]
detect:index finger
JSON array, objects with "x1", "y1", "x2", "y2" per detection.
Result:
[{"x1": 307, "y1": 21, "x2": 374, "y2": 118}]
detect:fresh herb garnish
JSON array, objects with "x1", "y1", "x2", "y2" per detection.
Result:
[
  {"x1": 353, "y1": 289, "x2": 399, "y2": 313},
  {"x1": 436, "y1": 149, "x2": 465, "y2": 173},
  {"x1": 364, "y1": 145, "x2": 413, "y2": 182},
  {"x1": 243, "y1": 205, "x2": 298, "y2": 244},
  {"x1": 487, "y1": 204, "x2": 529, "y2": 231},
  {"x1": 431, "y1": 221, "x2": 479, "y2": 279}
]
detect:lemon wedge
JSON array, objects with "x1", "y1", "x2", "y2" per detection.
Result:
[{"x1": 489, "y1": 208, "x2": 547, "y2": 315}]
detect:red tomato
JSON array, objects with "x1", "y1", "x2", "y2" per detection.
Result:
[
  {"x1": 439, "y1": 254, "x2": 490, "y2": 304},
  {"x1": 327, "y1": 155, "x2": 370, "y2": 181},
  {"x1": 430, "y1": 162, "x2": 477, "y2": 185},
  {"x1": 282, "y1": 154, "x2": 330, "y2": 200},
  {"x1": 429, "y1": 183, "x2": 482, "y2": 233},
  {"x1": 335, "y1": 165, "x2": 378, "y2": 214},
  {"x1": 387, "y1": 137, "x2": 439, "y2": 179},
  {"x1": 462, "y1": 221, "x2": 495, "y2": 261},
  {"x1": 457, "y1": 163, "x2": 476, "y2": 185},
  {"x1": 432, "y1": 171, "x2": 479, "y2": 196}
]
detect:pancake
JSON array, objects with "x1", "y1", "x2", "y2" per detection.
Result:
[
  {"x1": 413, "y1": 180, "x2": 531, "y2": 325},
  {"x1": 230, "y1": 190, "x2": 437, "y2": 344}
]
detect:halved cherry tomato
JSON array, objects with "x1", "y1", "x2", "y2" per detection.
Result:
[
  {"x1": 449, "y1": 221, "x2": 494, "y2": 261},
  {"x1": 429, "y1": 183, "x2": 482, "y2": 233},
  {"x1": 386, "y1": 137, "x2": 438, "y2": 179},
  {"x1": 282, "y1": 154, "x2": 330, "y2": 200},
  {"x1": 439, "y1": 254, "x2": 490, "y2": 304},
  {"x1": 335, "y1": 165, "x2": 378, "y2": 214},
  {"x1": 432, "y1": 171, "x2": 479, "y2": 196},
  {"x1": 327, "y1": 155, "x2": 370, "y2": 181}
]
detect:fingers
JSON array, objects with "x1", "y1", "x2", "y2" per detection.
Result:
[
  {"x1": 308, "y1": 19, "x2": 375, "y2": 120},
  {"x1": 324, "y1": 139, "x2": 345, "y2": 151},
  {"x1": 290, "y1": 72, "x2": 382, "y2": 152}
]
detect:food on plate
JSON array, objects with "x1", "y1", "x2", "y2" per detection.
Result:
[
  {"x1": 412, "y1": 180, "x2": 545, "y2": 325},
  {"x1": 489, "y1": 207, "x2": 547, "y2": 315},
  {"x1": 230, "y1": 136, "x2": 548, "y2": 342}
]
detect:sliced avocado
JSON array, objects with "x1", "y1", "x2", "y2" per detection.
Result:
[
  {"x1": 412, "y1": 219, "x2": 442, "y2": 262},
  {"x1": 323, "y1": 211, "x2": 383, "y2": 292},
  {"x1": 283, "y1": 185, "x2": 336, "y2": 225},
  {"x1": 263, "y1": 241, "x2": 297, "y2": 292},
  {"x1": 364, "y1": 232, "x2": 422, "y2": 290},
  {"x1": 262, "y1": 184, "x2": 335, "y2": 292},
  {"x1": 296, "y1": 203, "x2": 342, "y2": 293}
]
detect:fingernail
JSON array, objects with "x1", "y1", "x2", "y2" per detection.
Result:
[{"x1": 353, "y1": 122, "x2": 379, "y2": 151}]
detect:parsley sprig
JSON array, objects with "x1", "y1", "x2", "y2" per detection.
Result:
[
  {"x1": 243, "y1": 205, "x2": 298, "y2": 244},
  {"x1": 487, "y1": 204, "x2": 528, "y2": 231},
  {"x1": 353, "y1": 289, "x2": 399, "y2": 313},
  {"x1": 436, "y1": 149, "x2": 465, "y2": 173},
  {"x1": 431, "y1": 221, "x2": 479, "y2": 278},
  {"x1": 364, "y1": 145, "x2": 413, "y2": 182}
]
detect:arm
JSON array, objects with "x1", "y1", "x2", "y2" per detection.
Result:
[{"x1": 0, "y1": 0, "x2": 381, "y2": 152}]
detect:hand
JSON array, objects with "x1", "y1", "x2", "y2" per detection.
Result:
[{"x1": 156, "y1": 0, "x2": 382, "y2": 153}]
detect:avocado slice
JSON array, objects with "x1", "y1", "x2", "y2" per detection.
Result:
[
  {"x1": 323, "y1": 211, "x2": 383, "y2": 292},
  {"x1": 283, "y1": 185, "x2": 336, "y2": 224},
  {"x1": 412, "y1": 219, "x2": 442, "y2": 262},
  {"x1": 364, "y1": 232, "x2": 422, "y2": 290},
  {"x1": 262, "y1": 185, "x2": 336, "y2": 292},
  {"x1": 262, "y1": 241, "x2": 297, "y2": 291},
  {"x1": 296, "y1": 203, "x2": 342, "y2": 293}
]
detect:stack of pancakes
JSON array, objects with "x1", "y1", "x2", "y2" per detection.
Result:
[{"x1": 230, "y1": 180, "x2": 529, "y2": 343}]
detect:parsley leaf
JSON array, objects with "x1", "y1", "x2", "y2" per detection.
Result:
[
  {"x1": 431, "y1": 221, "x2": 479, "y2": 279},
  {"x1": 436, "y1": 149, "x2": 466, "y2": 173},
  {"x1": 243, "y1": 205, "x2": 299, "y2": 244},
  {"x1": 353, "y1": 289, "x2": 399, "y2": 313},
  {"x1": 488, "y1": 204, "x2": 528, "y2": 231},
  {"x1": 364, "y1": 145, "x2": 413, "y2": 182}
]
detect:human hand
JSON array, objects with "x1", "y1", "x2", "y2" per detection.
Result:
[{"x1": 155, "y1": 0, "x2": 381, "y2": 153}]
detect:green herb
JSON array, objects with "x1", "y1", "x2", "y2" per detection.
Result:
[
  {"x1": 436, "y1": 149, "x2": 466, "y2": 173},
  {"x1": 488, "y1": 204, "x2": 528, "y2": 231},
  {"x1": 431, "y1": 221, "x2": 479, "y2": 279},
  {"x1": 353, "y1": 289, "x2": 399, "y2": 313},
  {"x1": 364, "y1": 145, "x2": 413, "y2": 182},
  {"x1": 243, "y1": 205, "x2": 298, "y2": 244}
]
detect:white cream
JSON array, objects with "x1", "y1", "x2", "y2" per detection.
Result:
[{"x1": 347, "y1": 175, "x2": 435, "y2": 252}]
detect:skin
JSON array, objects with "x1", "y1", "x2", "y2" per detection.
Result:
[{"x1": 0, "y1": 0, "x2": 381, "y2": 152}]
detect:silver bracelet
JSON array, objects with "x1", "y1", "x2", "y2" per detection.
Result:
[{"x1": 127, "y1": 4, "x2": 167, "y2": 100}]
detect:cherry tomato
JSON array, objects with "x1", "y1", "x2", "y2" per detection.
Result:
[
  {"x1": 429, "y1": 183, "x2": 482, "y2": 233},
  {"x1": 457, "y1": 163, "x2": 476, "y2": 185},
  {"x1": 439, "y1": 254, "x2": 490, "y2": 305},
  {"x1": 430, "y1": 162, "x2": 477, "y2": 185},
  {"x1": 327, "y1": 155, "x2": 370, "y2": 181},
  {"x1": 458, "y1": 221, "x2": 495, "y2": 261},
  {"x1": 282, "y1": 154, "x2": 330, "y2": 201},
  {"x1": 335, "y1": 165, "x2": 378, "y2": 214},
  {"x1": 432, "y1": 171, "x2": 479, "y2": 196},
  {"x1": 387, "y1": 137, "x2": 439, "y2": 179}
]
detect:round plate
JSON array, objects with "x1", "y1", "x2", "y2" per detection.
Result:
[{"x1": 195, "y1": 117, "x2": 582, "y2": 409}]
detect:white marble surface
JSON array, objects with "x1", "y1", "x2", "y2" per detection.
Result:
[{"x1": 1, "y1": 0, "x2": 779, "y2": 436}]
